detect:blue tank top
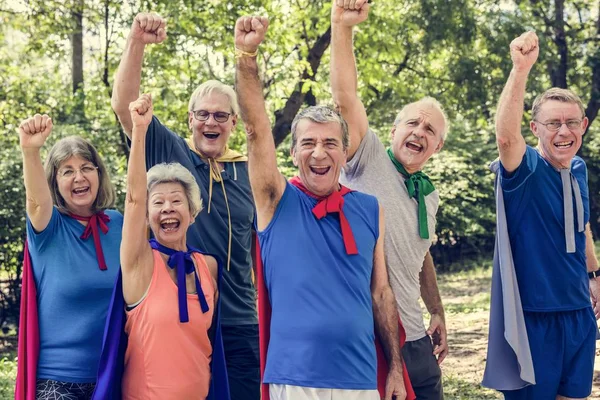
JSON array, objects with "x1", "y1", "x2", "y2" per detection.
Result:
[
  {"x1": 26, "y1": 207, "x2": 122, "y2": 382},
  {"x1": 259, "y1": 183, "x2": 379, "y2": 389},
  {"x1": 500, "y1": 146, "x2": 589, "y2": 311}
]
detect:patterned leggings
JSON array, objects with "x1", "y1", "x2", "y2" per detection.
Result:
[{"x1": 35, "y1": 379, "x2": 95, "y2": 400}]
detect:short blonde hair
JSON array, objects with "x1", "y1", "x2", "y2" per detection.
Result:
[
  {"x1": 188, "y1": 80, "x2": 239, "y2": 116},
  {"x1": 147, "y1": 163, "x2": 202, "y2": 219},
  {"x1": 45, "y1": 136, "x2": 116, "y2": 214},
  {"x1": 531, "y1": 88, "x2": 585, "y2": 122},
  {"x1": 395, "y1": 97, "x2": 449, "y2": 140}
]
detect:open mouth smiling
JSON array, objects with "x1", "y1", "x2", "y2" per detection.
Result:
[
  {"x1": 160, "y1": 218, "x2": 181, "y2": 232},
  {"x1": 309, "y1": 166, "x2": 331, "y2": 176},
  {"x1": 203, "y1": 132, "x2": 220, "y2": 140},
  {"x1": 72, "y1": 187, "x2": 90, "y2": 195},
  {"x1": 554, "y1": 140, "x2": 574, "y2": 149},
  {"x1": 405, "y1": 141, "x2": 424, "y2": 152}
]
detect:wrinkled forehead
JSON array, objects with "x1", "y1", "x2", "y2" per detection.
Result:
[
  {"x1": 149, "y1": 181, "x2": 186, "y2": 196},
  {"x1": 399, "y1": 102, "x2": 445, "y2": 128},
  {"x1": 296, "y1": 119, "x2": 344, "y2": 143},
  {"x1": 192, "y1": 92, "x2": 233, "y2": 112},
  {"x1": 536, "y1": 100, "x2": 584, "y2": 121}
]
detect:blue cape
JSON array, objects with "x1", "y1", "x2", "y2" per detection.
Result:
[{"x1": 91, "y1": 249, "x2": 230, "y2": 400}]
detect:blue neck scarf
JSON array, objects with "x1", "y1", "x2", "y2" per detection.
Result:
[{"x1": 148, "y1": 239, "x2": 209, "y2": 323}]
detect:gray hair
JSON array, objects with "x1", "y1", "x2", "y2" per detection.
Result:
[
  {"x1": 45, "y1": 136, "x2": 116, "y2": 214},
  {"x1": 532, "y1": 87, "x2": 586, "y2": 122},
  {"x1": 394, "y1": 97, "x2": 449, "y2": 140},
  {"x1": 290, "y1": 106, "x2": 349, "y2": 150},
  {"x1": 147, "y1": 163, "x2": 202, "y2": 219},
  {"x1": 188, "y1": 80, "x2": 240, "y2": 116}
]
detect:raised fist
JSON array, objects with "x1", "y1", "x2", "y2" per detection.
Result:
[
  {"x1": 19, "y1": 114, "x2": 53, "y2": 149},
  {"x1": 129, "y1": 94, "x2": 153, "y2": 130},
  {"x1": 130, "y1": 13, "x2": 167, "y2": 45},
  {"x1": 331, "y1": 0, "x2": 370, "y2": 26},
  {"x1": 510, "y1": 31, "x2": 539, "y2": 73},
  {"x1": 235, "y1": 16, "x2": 269, "y2": 54}
]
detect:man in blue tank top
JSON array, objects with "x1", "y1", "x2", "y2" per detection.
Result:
[
  {"x1": 490, "y1": 31, "x2": 599, "y2": 400},
  {"x1": 234, "y1": 15, "x2": 407, "y2": 400}
]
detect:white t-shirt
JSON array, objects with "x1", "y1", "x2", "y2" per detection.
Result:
[{"x1": 340, "y1": 129, "x2": 439, "y2": 341}]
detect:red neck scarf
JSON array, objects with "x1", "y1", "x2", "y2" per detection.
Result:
[
  {"x1": 69, "y1": 211, "x2": 110, "y2": 270},
  {"x1": 289, "y1": 176, "x2": 358, "y2": 255}
]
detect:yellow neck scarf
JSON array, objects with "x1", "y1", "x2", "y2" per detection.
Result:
[{"x1": 185, "y1": 139, "x2": 248, "y2": 271}]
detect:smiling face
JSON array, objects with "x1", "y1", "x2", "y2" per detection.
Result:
[
  {"x1": 148, "y1": 182, "x2": 193, "y2": 250},
  {"x1": 291, "y1": 119, "x2": 347, "y2": 197},
  {"x1": 530, "y1": 100, "x2": 588, "y2": 169},
  {"x1": 390, "y1": 101, "x2": 446, "y2": 174},
  {"x1": 56, "y1": 155, "x2": 99, "y2": 216},
  {"x1": 188, "y1": 92, "x2": 237, "y2": 159}
]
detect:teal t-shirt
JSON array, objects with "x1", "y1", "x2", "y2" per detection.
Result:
[{"x1": 27, "y1": 207, "x2": 122, "y2": 382}]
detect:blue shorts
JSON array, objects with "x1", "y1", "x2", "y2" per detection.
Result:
[{"x1": 502, "y1": 307, "x2": 597, "y2": 400}]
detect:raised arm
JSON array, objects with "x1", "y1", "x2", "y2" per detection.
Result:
[
  {"x1": 112, "y1": 13, "x2": 166, "y2": 137},
  {"x1": 495, "y1": 31, "x2": 538, "y2": 173},
  {"x1": 19, "y1": 114, "x2": 54, "y2": 232},
  {"x1": 120, "y1": 94, "x2": 154, "y2": 305},
  {"x1": 330, "y1": 0, "x2": 369, "y2": 160},
  {"x1": 234, "y1": 16, "x2": 286, "y2": 231},
  {"x1": 372, "y1": 206, "x2": 406, "y2": 400},
  {"x1": 420, "y1": 251, "x2": 448, "y2": 364}
]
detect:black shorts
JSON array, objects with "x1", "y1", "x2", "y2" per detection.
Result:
[{"x1": 36, "y1": 379, "x2": 95, "y2": 400}]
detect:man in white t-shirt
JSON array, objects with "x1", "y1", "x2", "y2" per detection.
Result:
[{"x1": 331, "y1": 1, "x2": 449, "y2": 398}]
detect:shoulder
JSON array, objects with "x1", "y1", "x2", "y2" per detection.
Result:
[
  {"x1": 348, "y1": 189, "x2": 378, "y2": 204},
  {"x1": 202, "y1": 254, "x2": 219, "y2": 283},
  {"x1": 104, "y1": 209, "x2": 124, "y2": 219},
  {"x1": 571, "y1": 155, "x2": 587, "y2": 173},
  {"x1": 346, "y1": 190, "x2": 380, "y2": 216}
]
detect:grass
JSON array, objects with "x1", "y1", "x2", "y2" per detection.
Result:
[
  {"x1": 443, "y1": 374, "x2": 500, "y2": 399},
  {"x1": 0, "y1": 356, "x2": 16, "y2": 399}
]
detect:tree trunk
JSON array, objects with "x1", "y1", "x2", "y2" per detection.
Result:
[
  {"x1": 71, "y1": 0, "x2": 85, "y2": 120},
  {"x1": 550, "y1": 0, "x2": 568, "y2": 88},
  {"x1": 272, "y1": 26, "x2": 332, "y2": 147},
  {"x1": 101, "y1": 0, "x2": 129, "y2": 158}
]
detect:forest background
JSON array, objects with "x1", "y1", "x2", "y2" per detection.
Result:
[{"x1": 0, "y1": 0, "x2": 599, "y2": 390}]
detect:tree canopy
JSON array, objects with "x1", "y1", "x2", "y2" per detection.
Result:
[{"x1": 1, "y1": 0, "x2": 599, "y2": 327}]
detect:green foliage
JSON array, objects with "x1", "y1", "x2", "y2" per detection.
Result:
[
  {"x1": 1, "y1": 0, "x2": 599, "y2": 327},
  {"x1": 0, "y1": 357, "x2": 16, "y2": 399}
]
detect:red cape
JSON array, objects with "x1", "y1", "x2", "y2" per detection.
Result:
[
  {"x1": 254, "y1": 236, "x2": 415, "y2": 400},
  {"x1": 15, "y1": 241, "x2": 39, "y2": 400}
]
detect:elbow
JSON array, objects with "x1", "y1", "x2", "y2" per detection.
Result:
[
  {"x1": 496, "y1": 133, "x2": 518, "y2": 152},
  {"x1": 111, "y1": 94, "x2": 127, "y2": 117},
  {"x1": 332, "y1": 92, "x2": 355, "y2": 113}
]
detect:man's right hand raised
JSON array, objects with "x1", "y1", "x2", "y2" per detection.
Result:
[
  {"x1": 331, "y1": 0, "x2": 370, "y2": 27},
  {"x1": 510, "y1": 31, "x2": 539, "y2": 74},
  {"x1": 130, "y1": 13, "x2": 167, "y2": 45}
]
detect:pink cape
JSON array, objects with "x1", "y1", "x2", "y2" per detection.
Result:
[{"x1": 15, "y1": 241, "x2": 39, "y2": 400}]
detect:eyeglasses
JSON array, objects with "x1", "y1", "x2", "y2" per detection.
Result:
[
  {"x1": 58, "y1": 165, "x2": 98, "y2": 179},
  {"x1": 534, "y1": 120, "x2": 583, "y2": 132},
  {"x1": 191, "y1": 110, "x2": 231, "y2": 123}
]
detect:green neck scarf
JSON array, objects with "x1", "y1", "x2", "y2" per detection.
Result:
[{"x1": 386, "y1": 147, "x2": 435, "y2": 239}]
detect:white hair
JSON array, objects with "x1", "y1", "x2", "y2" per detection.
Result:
[
  {"x1": 188, "y1": 80, "x2": 239, "y2": 116},
  {"x1": 147, "y1": 163, "x2": 202, "y2": 219},
  {"x1": 395, "y1": 97, "x2": 449, "y2": 140}
]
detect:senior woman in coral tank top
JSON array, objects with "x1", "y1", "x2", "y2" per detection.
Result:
[{"x1": 120, "y1": 93, "x2": 219, "y2": 399}]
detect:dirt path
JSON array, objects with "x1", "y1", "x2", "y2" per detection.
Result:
[{"x1": 437, "y1": 267, "x2": 600, "y2": 399}]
